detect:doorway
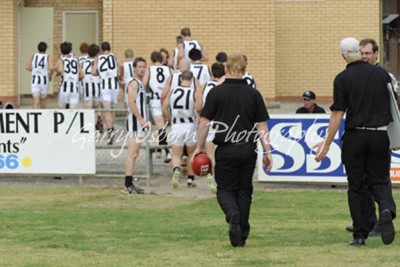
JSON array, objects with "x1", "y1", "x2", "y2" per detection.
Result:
[{"x1": 63, "y1": 11, "x2": 98, "y2": 55}]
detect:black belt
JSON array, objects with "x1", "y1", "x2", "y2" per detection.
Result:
[
  {"x1": 218, "y1": 142, "x2": 250, "y2": 147},
  {"x1": 355, "y1": 126, "x2": 387, "y2": 131}
]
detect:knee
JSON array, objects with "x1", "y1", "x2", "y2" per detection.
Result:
[{"x1": 129, "y1": 152, "x2": 139, "y2": 160}]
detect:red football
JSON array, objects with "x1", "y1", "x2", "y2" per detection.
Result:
[{"x1": 191, "y1": 153, "x2": 212, "y2": 176}]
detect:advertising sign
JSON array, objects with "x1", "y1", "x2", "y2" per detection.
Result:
[
  {"x1": 258, "y1": 114, "x2": 400, "y2": 183},
  {"x1": 0, "y1": 110, "x2": 95, "y2": 174}
]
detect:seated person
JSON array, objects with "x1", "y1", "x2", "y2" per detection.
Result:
[{"x1": 296, "y1": 91, "x2": 326, "y2": 114}]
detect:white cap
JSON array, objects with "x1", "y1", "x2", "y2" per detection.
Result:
[{"x1": 340, "y1": 37, "x2": 359, "y2": 55}]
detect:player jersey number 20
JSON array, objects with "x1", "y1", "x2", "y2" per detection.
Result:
[{"x1": 99, "y1": 55, "x2": 116, "y2": 71}]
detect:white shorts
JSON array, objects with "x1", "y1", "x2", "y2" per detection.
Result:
[
  {"x1": 170, "y1": 123, "x2": 197, "y2": 146},
  {"x1": 101, "y1": 88, "x2": 120, "y2": 104},
  {"x1": 150, "y1": 100, "x2": 162, "y2": 117},
  {"x1": 127, "y1": 130, "x2": 147, "y2": 139},
  {"x1": 31, "y1": 84, "x2": 49, "y2": 98},
  {"x1": 58, "y1": 91, "x2": 80, "y2": 105},
  {"x1": 151, "y1": 106, "x2": 162, "y2": 118}
]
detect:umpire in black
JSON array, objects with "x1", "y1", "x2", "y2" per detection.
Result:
[
  {"x1": 314, "y1": 37, "x2": 396, "y2": 246},
  {"x1": 194, "y1": 53, "x2": 273, "y2": 247}
]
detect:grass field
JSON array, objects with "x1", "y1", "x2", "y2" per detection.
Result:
[{"x1": 0, "y1": 184, "x2": 399, "y2": 267}]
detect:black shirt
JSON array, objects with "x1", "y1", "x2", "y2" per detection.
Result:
[
  {"x1": 296, "y1": 104, "x2": 326, "y2": 114},
  {"x1": 330, "y1": 60, "x2": 392, "y2": 130},
  {"x1": 201, "y1": 78, "x2": 269, "y2": 145}
]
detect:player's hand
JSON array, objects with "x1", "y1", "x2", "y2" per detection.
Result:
[{"x1": 140, "y1": 120, "x2": 151, "y2": 129}]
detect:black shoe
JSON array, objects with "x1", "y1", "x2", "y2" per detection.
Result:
[
  {"x1": 121, "y1": 185, "x2": 144, "y2": 194},
  {"x1": 229, "y1": 214, "x2": 243, "y2": 247},
  {"x1": 349, "y1": 238, "x2": 365, "y2": 246},
  {"x1": 381, "y1": 209, "x2": 395, "y2": 245},
  {"x1": 345, "y1": 225, "x2": 354, "y2": 232},
  {"x1": 369, "y1": 223, "x2": 381, "y2": 237}
]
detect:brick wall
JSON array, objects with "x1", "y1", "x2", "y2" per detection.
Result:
[
  {"x1": 0, "y1": 0, "x2": 19, "y2": 105},
  {"x1": 275, "y1": 0, "x2": 380, "y2": 102},
  {"x1": 106, "y1": 0, "x2": 276, "y2": 99},
  {"x1": 0, "y1": 0, "x2": 384, "y2": 103}
]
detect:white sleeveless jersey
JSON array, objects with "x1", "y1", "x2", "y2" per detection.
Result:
[
  {"x1": 82, "y1": 57, "x2": 101, "y2": 98},
  {"x1": 60, "y1": 57, "x2": 79, "y2": 93},
  {"x1": 31, "y1": 53, "x2": 49, "y2": 85},
  {"x1": 243, "y1": 72, "x2": 257, "y2": 89},
  {"x1": 202, "y1": 80, "x2": 218, "y2": 107},
  {"x1": 169, "y1": 72, "x2": 195, "y2": 92},
  {"x1": 149, "y1": 65, "x2": 171, "y2": 101},
  {"x1": 98, "y1": 53, "x2": 119, "y2": 90},
  {"x1": 79, "y1": 55, "x2": 88, "y2": 63},
  {"x1": 170, "y1": 86, "x2": 196, "y2": 124},
  {"x1": 183, "y1": 40, "x2": 201, "y2": 59},
  {"x1": 126, "y1": 78, "x2": 147, "y2": 132},
  {"x1": 190, "y1": 63, "x2": 211, "y2": 86},
  {"x1": 173, "y1": 47, "x2": 179, "y2": 73},
  {"x1": 123, "y1": 61, "x2": 134, "y2": 89}
]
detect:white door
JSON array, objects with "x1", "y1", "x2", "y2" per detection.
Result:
[
  {"x1": 63, "y1": 11, "x2": 98, "y2": 55},
  {"x1": 20, "y1": 7, "x2": 54, "y2": 95}
]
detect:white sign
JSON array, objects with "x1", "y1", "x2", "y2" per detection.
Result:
[
  {"x1": 0, "y1": 109, "x2": 95, "y2": 174},
  {"x1": 258, "y1": 114, "x2": 400, "y2": 183}
]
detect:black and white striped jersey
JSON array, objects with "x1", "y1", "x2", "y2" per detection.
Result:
[
  {"x1": 170, "y1": 85, "x2": 196, "y2": 124},
  {"x1": 82, "y1": 57, "x2": 101, "y2": 98},
  {"x1": 190, "y1": 63, "x2": 211, "y2": 86},
  {"x1": 98, "y1": 53, "x2": 119, "y2": 90},
  {"x1": 31, "y1": 53, "x2": 49, "y2": 85},
  {"x1": 126, "y1": 78, "x2": 147, "y2": 132},
  {"x1": 202, "y1": 80, "x2": 218, "y2": 108},
  {"x1": 183, "y1": 40, "x2": 201, "y2": 60},
  {"x1": 149, "y1": 65, "x2": 171, "y2": 100},
  {"x1": 243, "y1": 72, "x2": 257, "y2": 89},
  {"x1": 60, "y1": 57, "x2": 79, "y2": 93},
  {"x1": 170, "y1": 72, "x2": 195, "y2": 92},
  {"x1": 123, "y1": 61, "x2": 134, "y2": 89}
]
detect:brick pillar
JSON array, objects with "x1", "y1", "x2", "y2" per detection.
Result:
[
  {"x1": 103, "y1": 0, "x2": 113, "y2": 43},
  {"x1": 0, "y1": 0, "x2": 20, "y2": 107}
]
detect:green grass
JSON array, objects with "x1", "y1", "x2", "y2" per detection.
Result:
[{"x1": 0, "y1": 185, "x2": 399, "y2": 266}]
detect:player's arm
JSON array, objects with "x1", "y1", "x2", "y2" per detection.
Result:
[
  {"x1": 127, "y1": 80, "x2": 150, "y2": 128},
  {"x1": 116, "y1": 55, "x2": 123, "y2": 82},
  {"x1": 162, "y1": 89, "x2": 172, "y2": 122},
  {"x1": 161, "y1": 75, "x2": 172, "y2": 106},
  {"x1": 177, "y1": 43, "x2": 184, "y2": 63},
  {"x1": 142, "y1": 66, "x2": 150, "y2": 88},
  {"x1": 25, "y1": 55, "x2": 33, "y2": 71},
  {"x1": 48, "y1": 56, "x2": 54, "y2": 81},
  {"x1": 168, "y1": 49, "x2": 175, "y2": 67},
  {"x1": 199, "y1": 43, "x2": 209, "y2": 62},
  {"x1": 91, "y1": 56, "x2": 98, "y2": 76},
  {"x1": 77, "y1": 58, "x2": 84, "y2": 81},
  {"x1": 54, "y1": 58, "x2": 63, "y2": 76}
]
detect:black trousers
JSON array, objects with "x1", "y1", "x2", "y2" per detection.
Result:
[
  {"x1": 214, "y1": 142, "x2": 257, "y2": 240},
  {"x1": 342, "y1": 130, "x2": 396, "y2": 239}
]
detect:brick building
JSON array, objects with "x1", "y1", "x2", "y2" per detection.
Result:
[{"x1": 0, "y1": 0, "x2": 397, "y2": 106}]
